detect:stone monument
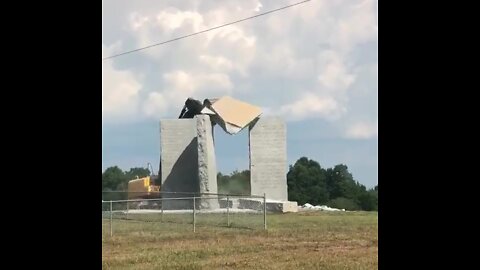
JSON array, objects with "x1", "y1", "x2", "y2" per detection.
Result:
[{"x1": 159, "y1": 96, "x2": 298, "y2": 212}]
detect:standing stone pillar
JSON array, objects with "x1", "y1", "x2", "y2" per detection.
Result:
[
  {"x1": 249, "y1": 117, "x2": 288, "y2": 201},
  {"x1": 196, "y1": 115, "x2": 219, "y2": 209}
]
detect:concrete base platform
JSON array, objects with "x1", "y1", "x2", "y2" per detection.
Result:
[{"x1": 237, "y1": 198, "x2": 298, "y2": 213}]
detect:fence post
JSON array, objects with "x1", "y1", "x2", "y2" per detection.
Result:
[
  {"x1": 263, "y1": 193, "x2": 267, "y2": 230},
  {"x1": 227, "y1": 195, "x2": 230, "y2": 227},
  {"x1": 193, "y1": 196, "x2": 196, "y2": 233},
  {"x1": 126, "y1": 199, "x2": 129, "y2": 218},
  {"x1": 110, "y1": 200, "x2": 113, "y2": 237},
  {"x1": 161, "y1": 197, "x2": 164, "y2": 223}
]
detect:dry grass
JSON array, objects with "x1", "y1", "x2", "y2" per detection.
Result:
[{"x1": 102, "y1": 211, "x2": 377, "y2": 269}]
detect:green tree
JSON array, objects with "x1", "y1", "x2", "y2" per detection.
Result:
[
  {"x1": 325, "y1": 164, "x2": 357, "y2": 201},
  {"x1": 327, "y1": 197, "x2": 361, "y2": 211},
  {"x1": 357, "y1": 190, "x2": 377, "y2": 211},
  {"x1": 217, "y1": 172, "x2": 229, "y2": 194},
  {"x1": 287, "y1": 158, "x2": 378, "y2": 211},
  {"x1": 102, "y1": 166, "x2": 127, "y2": 191},
  {"x1": 287, "y1": 157, "x2": 329, "y2": 205},
  {"x1": 125, "y1": 167, "x2": 150, "y2": 179}
]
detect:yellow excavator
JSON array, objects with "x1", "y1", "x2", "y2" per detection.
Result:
[{"x1": 127, "y1": 163, "x2": 161, "y2": 200}]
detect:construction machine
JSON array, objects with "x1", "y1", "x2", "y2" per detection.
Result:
[{"x1": 127, "y1": 163, "x2": 161, "y2": 200}]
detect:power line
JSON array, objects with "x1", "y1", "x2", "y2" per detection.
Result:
[{"x1": 102, "y1": 0, "x2": 311, "y2": 60}]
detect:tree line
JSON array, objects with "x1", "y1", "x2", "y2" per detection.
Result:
[
  {"x1": 287, "y1": 157, "x2": 377, "y2": 211},
  {"x1": 102, "y1": 157, "x2": 377, "y2": 211}
]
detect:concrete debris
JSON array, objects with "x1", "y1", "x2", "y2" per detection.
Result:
[{"x1": 300, "y1": 203, "x2": 346, "y2": 212}]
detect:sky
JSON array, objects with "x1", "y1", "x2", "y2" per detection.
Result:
[{"x1": 102, "y1": 0, "x2": 378, "y2": 188}]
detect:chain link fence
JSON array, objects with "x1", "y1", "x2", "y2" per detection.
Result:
[{"x1": 102, "y1": 192, "x2": 266, "y2": 237}]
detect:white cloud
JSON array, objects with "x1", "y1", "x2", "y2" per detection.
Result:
[
  {"x1": 254, "y1": 2, "x2": 263, "y2": 12},
  {"x1": 103, "y1": 0, "x2": 377, "y2": 133},
  {"x1": 143, "y1": 92, "x2": 168, "y2": 117},
  {"x1": 102, "y1": 43, "x2": 142, "y2": 122},
  {"x1": 199, "y1": 55, "x2": 234, "y2": 72},
  {"x1": 258, "y1": 43, "x2": 314, "y2": 80},
  {"x1": 280, "y1": 93, "x2": 346, "y2": 121},
  {"x1": 155, "y1": 10, "x2": 204, "y2": 32},
  {"x1": 344, "y1": 121, "x2": 378, "y2": 139},
  {"x1": 163, "y1": 70, "x2": 233, "y2": 96},
  {"x1": 102, "y1": 0, "x2": 378, "y2": 187},
  {"x1": 125, "y1": 7, "x2": 257, "y2": 69},
  {"x1": 142, "y1": 70, "x2": 233, "y2": 119},
  {"x1": 129, "y1": 12, "x2": 150, "y2": 30},
  {"x1": 317, "y1": 50, "x2": 356, "y2": 91},
  {"x1": 334, "y1": 0, "x2": 377, "y2": 53}
]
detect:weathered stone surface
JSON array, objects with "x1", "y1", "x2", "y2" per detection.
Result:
[
  {"x1": 218, "y1": 198, "x2": 234, "y2": 208},
  {"x1": 266, "y1": 201, "x2": 298, "y2": 213},
  {"x1": 237, "y1": 198, "x2": 298, "y2": 213},
  {"x1": 159, "y1": 115, "x2": 298, "y2": 210},
  {"x1": 249, "y1": 117, "x2": 288, "y2": 201},
  {"x1": 160, "y1": 119, "x2": 198, "y2": 209},
  {"x1": 238, "y1": 198, "x2": 263, "y2": 210},
  {"x1": 196, "y1": 115, "x2": 219, "y2": 209}
]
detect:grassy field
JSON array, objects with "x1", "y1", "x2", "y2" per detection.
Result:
[{"x1": 102, "y1": 211, "x2": 378, "y2": 269}]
